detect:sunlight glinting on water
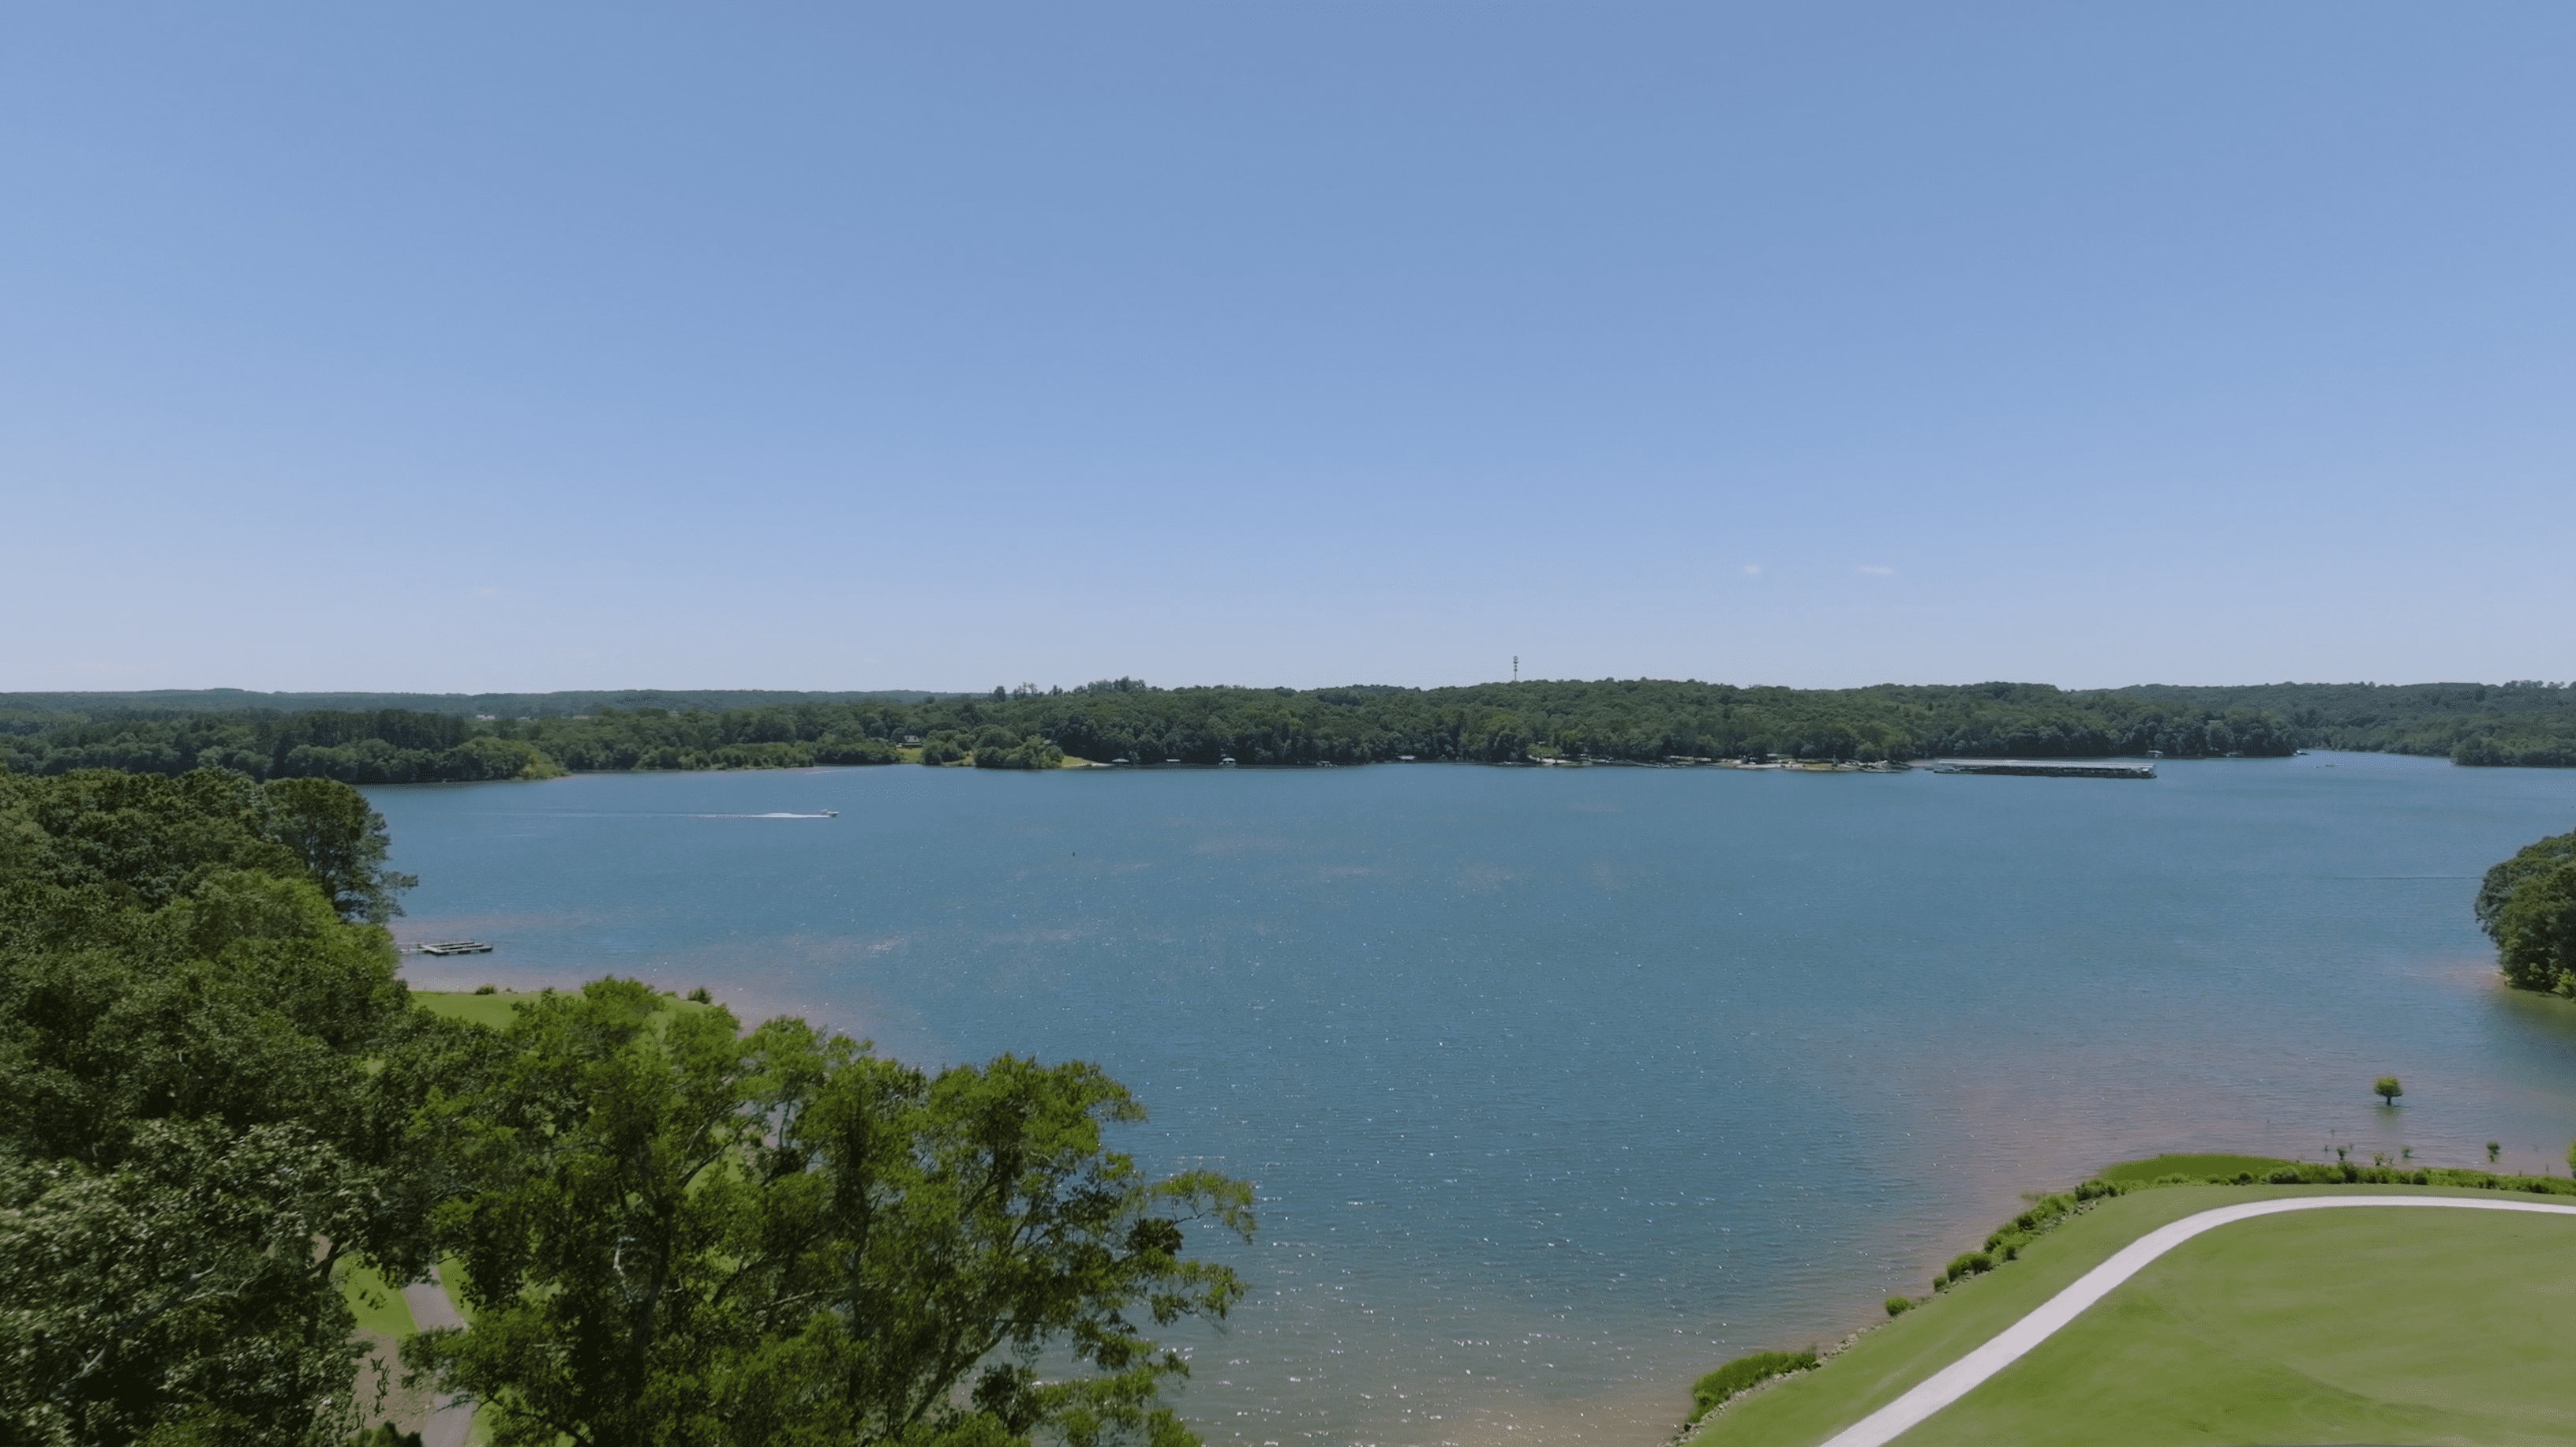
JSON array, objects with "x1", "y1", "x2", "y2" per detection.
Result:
[{"x1": 375, "y1": 753, "x2": 2576, "y2": 1446}]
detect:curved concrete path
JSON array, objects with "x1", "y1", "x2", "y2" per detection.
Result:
[{"x1": 1819, "y1": 1195, "x2": 2576, "y2": 1447}]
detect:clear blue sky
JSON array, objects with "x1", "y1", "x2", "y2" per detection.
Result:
[{"x1": 6, "y1": 4, "x2": 2570, "y2": 694}]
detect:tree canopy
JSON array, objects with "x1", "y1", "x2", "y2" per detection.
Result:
[
  {"x1": 0, "y1": 767, "x2": 447, "y2": 1445},
  {"x1": 2477, "y1": 829, "x2": 2576, "y2": 995},
  {"x1": 408, "y1": 979, "x2": 1250, "y2": 1447}
]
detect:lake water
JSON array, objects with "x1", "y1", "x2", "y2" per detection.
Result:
[{"x1": 369, "y1": 753, "x2": 2576, "y2": 1447}]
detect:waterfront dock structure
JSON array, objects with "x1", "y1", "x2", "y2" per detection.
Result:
[{"x1": 1928, "y1": 759, "x2": 2157, "y2": 779}]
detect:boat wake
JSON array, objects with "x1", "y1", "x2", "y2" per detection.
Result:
[{"x1": 719, "y1": 811, "x2": 840, "y2": 819}]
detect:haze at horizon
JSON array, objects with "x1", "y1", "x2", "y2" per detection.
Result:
[{"x1": 5, "y1": 4, "x2": 2572, "y2": 694}]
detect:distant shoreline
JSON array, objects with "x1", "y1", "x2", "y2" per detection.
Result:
[{"x1": 11, "y1": 678, "x2": 2572, "y2": 782}]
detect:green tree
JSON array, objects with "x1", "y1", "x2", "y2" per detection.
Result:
[
  {"x1": 972, "y1": 733, "x2": 1065, "y2": 770},
  {"x1": 2474, "y1": 830, "x2": 2576, "y2": 938},
  {"x1": 0, "y1": 768, "x2": 456, "y2": 1445},
  {"x1": 2374, "y1": 1075, "x2": 2403, "y2": 1106},
  {"x1": 264, "y1": 775, "x2": 419, "y2": 923},
  {"x1": 2491, "y1": 857, "x2": 2576, "y2": 994},
  {"x1": 409, "y1": 980, "x2": 1254, "y2": 1447},
  {"x1": 0, "y1": 1123, "x2": 376, "y2": 1447}
]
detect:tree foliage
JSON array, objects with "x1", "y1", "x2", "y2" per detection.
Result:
[
  {"x1": 407, "y1": 979, "x2": 1254, "y2": 1447},
  {"x1": 2477, "y1": 830, "x2": 2576, "y2": 994},
  {"x1": 0, "y1": 1122, "x2": 378, "y2": 1446},
  {"x1": 2488, "y1": 861, "x2": 2576, "y2": 995},
  {"x1": 2475, "y1": 830, "x2": 2576, "y2": 935},
  {"x1": 0, "y1": 768, "x2": 444, "y2": 1445}
]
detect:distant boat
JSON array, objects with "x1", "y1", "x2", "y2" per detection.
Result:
[
  {"x1": 418, "y1": 940, "x2": 494, "y2": 956},
  {"x1": 819, "y1": 809, "x2": 839, "y2": 817},
  {"x1": 1219, "y1": 757, "x2": 1237, "y2": 767}
]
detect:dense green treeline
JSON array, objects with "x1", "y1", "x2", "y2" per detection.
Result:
[
  {"x1": 2114, "y1": 680, "x2": 2576, "y2": 766},
  {"x1": 0, "y1": 707, "x2": 571, "y2": 784},
  {"x1": 0, "y1": 770, "x2": 1252, "y2": 1445},
  {"x1": 8, "y1": 677, "x2": 2575, "y2": 783},
  {"x1": 0, "y1": 687, "x2": 953, "y2": 718}
]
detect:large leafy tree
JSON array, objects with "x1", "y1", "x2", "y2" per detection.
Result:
[
  {"x1": 2476, "y1": 830, "x2": 2576, "y2": 934},
  {"x1": 407, "y1": 979, "x2": 1255, "y2": 1447},
  {"x1": 731, "y1": 1050, "x2": 1253, "y2": 1447},
  {"x1": 2489, "y1": 857, "x2": 2576, "y2": 995},
  {"x1": 264, "y1": 774, "x2": 420, "y2": 924},
  {"x1": 0, "y1": 767, "x2": 446, "y2": 1445},
  {"x1": 0, "y1": 1122, "x2": 379, "y2": 1445},
  {"x1": 2477, "y1": 830, "x2": 2576, "y2": 992}
]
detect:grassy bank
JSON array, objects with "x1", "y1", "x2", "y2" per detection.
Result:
[
  {"x1": 412, "y1": 984, "x2": 717, "y2": 1030},
  {"x1": 1690, "y1": 1171, "x2": 2576, "y2": 1445}
]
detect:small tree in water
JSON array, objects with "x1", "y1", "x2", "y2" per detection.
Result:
[
  {"x1": 2374, "y1": 1075, "x2": 2404, "y2": 1106},
  {"x1": 2488, "y1": 1141, "x2": 2503, "y2": 1164}
]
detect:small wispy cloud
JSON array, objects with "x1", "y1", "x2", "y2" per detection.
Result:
[
  {"x1": 1857, "y1": 564, "x2": 1896, "y2": 575},
  {"x1": 470, "y1": 586, "x2": 500, "y2": 597},
  {"x1": 1742, "y1": 564, "x2": 1762, "y2": 575}
]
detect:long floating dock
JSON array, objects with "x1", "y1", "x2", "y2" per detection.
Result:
[{"x1": 1928, "y1": 759, "x2": 2156, "y2": 779}]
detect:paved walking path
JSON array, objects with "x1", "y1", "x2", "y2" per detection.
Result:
[
  {"x1": 1819, "y1": 1195, "x2": 2576, "y2": 1447},
  {"x1": 399, "y1": 1267, "x2": 474, "y2": 1447}
]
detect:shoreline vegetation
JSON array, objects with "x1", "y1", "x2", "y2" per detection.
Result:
[
  {"x1": 7, "y1": 677, "x2": 2576, "y2": 785},
  {"x1": 1675, "y1": 1151, "x2": 2576, "y2": 1444},
  {"x1": 0, "y1": 770, "x2": 1255, "y2": 1447},
  {"x1": 2478, "y1": 828, "x2": 2576, "y2": 997}
]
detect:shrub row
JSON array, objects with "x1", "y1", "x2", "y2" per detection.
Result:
[
  {"x1": 1920, "y1": 1162, "x2": 2573, "y2": 1304},
  {"x1": 1686, "y1": 1349, "x2": 1819, "y2": 1424}
]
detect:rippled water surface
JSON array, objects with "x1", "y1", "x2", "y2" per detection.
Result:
[{"x1": 370, "y1": 753, "x2": 2576, "y2": 1446}]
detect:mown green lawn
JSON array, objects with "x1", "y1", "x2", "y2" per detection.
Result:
[
  {"x1": 411, "y1": 988, "x2": 530, "y2": 1030},
  {"x1": 338, "y1": 1261, "x2": 417, "y2": 1336},
  {"x1": 413, "y1": 986, "x2": 717, "y2": 1031},
  {"x1": 1698, "y1": 1183, "x2": 2576, "y2": 1447}
]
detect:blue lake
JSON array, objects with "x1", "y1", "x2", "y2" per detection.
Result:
[{"x1": 369, "y1": 753, "x2": 2576, "y2": 1446}]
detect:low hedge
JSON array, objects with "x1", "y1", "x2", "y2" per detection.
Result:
[{"x1": 1687, "y1": 1349, "x2": 1818, "y2": 1423}]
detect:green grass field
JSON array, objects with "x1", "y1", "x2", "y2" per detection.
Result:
[
  {"x1": 1697, "y1": 1184, "x2": 2576, "y2": 1447},
  {"x1": 412, "y1": 986, "x2": 718, "y2": 1031},
  {"x1": 337, "y1": 1261, "x2": 417, "y2": 1336},
  {"x1": 410, "y1": 987, "x2": 530, "y2": 1030}
]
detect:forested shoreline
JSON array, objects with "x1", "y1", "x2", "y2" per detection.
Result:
[{"x1": 4, "y1": 677, "x2": 2573, "y2": 784}]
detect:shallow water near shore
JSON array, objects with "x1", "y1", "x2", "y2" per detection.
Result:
[{"x1": 371, "y1": 753, "x2": 2576, "y2": 1446}]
